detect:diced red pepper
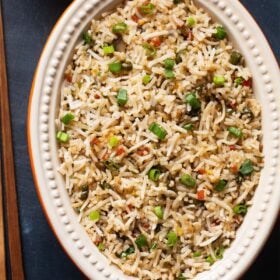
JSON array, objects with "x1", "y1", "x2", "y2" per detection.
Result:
[
  {"x1": 243, "y1": 78, "x2": 252, "y2": 88},
  {"x1": 229, "y1": 145, "x2": 236, "y2": 151},
  {"x1": 197, "y1": 190, "x2": 205, "y2": 201},
  {"x1": 150, "y1": 36, "x2": 162, "y2": 47},
  {"x1": 116, "y1": 146, "x2": 125, "y2": 156},
  {"x1": 91, "y1": 137, "x2": 99, "y2": 145},
  {"x1": 65, "y1": 73, "x2": 72, "y2": 83},
  {"x1": 94, "y1": 94, "x2": 100, "y2": 99},
  {"x1": 131, "y1": 14, "x2": 139, "y2": 22},
  {"x1": 198, "y1": 169, "x2": 206, "y2": 175},
  {"x1": 231, "y1": 164, "x2": 238, "y2": 173}
]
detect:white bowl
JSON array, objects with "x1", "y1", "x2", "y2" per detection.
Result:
[{"x1": 27, "y1": 0, "x2": 280, "y2": 279}]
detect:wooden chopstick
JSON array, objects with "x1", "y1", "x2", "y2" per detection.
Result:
[{"x1": 0, "y1": 2, "x2": 25, "y2": 280}]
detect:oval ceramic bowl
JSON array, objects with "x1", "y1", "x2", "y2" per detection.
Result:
[{"x1": 28, "y1": 0, "x2": 280, "y2": 279}]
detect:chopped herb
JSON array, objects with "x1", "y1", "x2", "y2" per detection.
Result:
[
  {"x1": 116, "y1": 88, "x2": 128, "y2": 106},
  {"x1": 173, "y1": 0, "x2": 181, "y2": 4},
  {"x1": 234, "y1": 77, "x2": 244, "y2": 86},
  {"x1": 61, "y1": 113, "x2": 74, "y2": 124},
  {"x1": 213, "y1": 26, "x2": 227, "y2": 40},
  {"x1": 206, "y1": 255, "x2": 215, "y2": 265},
  {"x1": 149, "y1": 122, "x2": 167, "y2": 140},
  {"x1": 142, "y1": 74, "x2": 152, "y2": 85},
  {"x1": 233, "y1": 204, "x2": 248, "y2": 215},
  {"x1": 228, "y1": 127, "x2": 243, "y2": 138},
  {"x1": 99, "y1": 181, "x2": 112, "y2": 189},
  {"x1": 229, "y1": 51, "x2": 242, "y2": 65},
  {"x1": 139, "y1": 3, "x2": 155, "y2": 15},
  {"x1": 135, "y1": 234, "x2": 148, "y2": 249},
  {"x1": 103, "y1": 160, "x2": 120, "y2": 174},
  {"x1": 142, "y1": 43, "x2": 157, "y2": 58},
  {"x1": 239, "y1": 159, "x2": 254, "y2": 176},
  {"x1": 213, "y1": 75, "x2": 226, "y2": 86},
  {"x1": 56, "y1": 131, "x2": 70, "y2": 143},
  {"x1": 185, "y1": 93, "x2": 201, "y2": 110},
  {"x1": 103, "y1": 45, "x2": 115, "y2": 55},
  {"x1": 119, "y1": 246, "x2": 135, "y2": 258},
  {"x1": 175, "y1": 52, "x2": 183, "y2": 64},
  {"x1": 82, "y1": 32, "x2": 93, "y2": 44},
  {"x1": 187, "y1": 17, "x2": 196, "y2": 27},
  {"x1": 165, "y1": 69, "x2": 175, "y2": 78},
  {"x1": 108, "y1": 136, "x2": 120, "y2": 148},
  {"x1": 183, "y1": 124, "x2": 194, "y2": 131},
  {"x1": 154, "y1": 206, "x2": 164, "y2": 219},
  {"x1": 167, "y1": 231, "x2": 178, "y2": 247},
  {"x1": 150, "y1": 242, "x2": 158, "y2": 250},
  {"x1": 112, "y1": 22, "x2": 128, "y2": 34},
  {"x1": 148, "y1": 168, "x2": 161, "y2": 182},
  {"x1": 98, "y1": 242, "x2": 105, "y2": 251},
  {"x1": 214, "y1": 179, "x2": 228, "y2": 192},
  {"x1": 176, "y1": 273, "x2": 186, "y2": 280},
  {"x1": 214, "y1": 246, "x2": 225, "y2": 259},
  {"x1": 89, "y1": 210, "x2": 100, "y2": 221},
  {"x1": 163, "y1": 58, "x2": 175, "y2": 69},
  {"x1": 80, "y1": 185, "x2": 89, "y2": 200},
  {"x1": 193, "y1": 251, "x2": 201, "y2": 257},
  {"x1": 109, "y1": 62, "x2": 122, "y2": 74},
  {"x1": 180, "y1": 173, "x2": 196, "y2": 188}
]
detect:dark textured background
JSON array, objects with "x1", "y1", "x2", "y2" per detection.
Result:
[{"x1": 2, "y1": 0, "x2": 279, "y2": 279}]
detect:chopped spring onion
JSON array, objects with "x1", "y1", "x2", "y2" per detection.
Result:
[
  {"x1": 61, "y1": 113, "x2": 74, "y2": 124},
  {"x1": 56, "y1": 131, "x2": 69, "y2": 143},
  {"x1": 233, "y1": 204, "x2": 248, "y2": 215},
  {"x1": 150, "y1": 242, "x2": 158, "y2": 250},
  {"x1": 142, "y1": 74, "x2": 151, "y2": 85},
  {"x1": 89, "y1": 210, "x2": 100, "y2": 221},
  {"x1": 99, "y1": 181, "x2": 112, "y2": 189},
  {"x1": 173, "y1": 0, "x2": 181, "y2": 4},
  {"x1": 229, "y1": 51, "x2": 242, "y2": 65},
  {"x1": 148, "y1": 168, "x2": 161, "y2": 181},
  {"x1": 214, "y1": 246, "x2": 225, "y2": 259},
  {"x1": 109, "y1": 62, "x2": 122, "y2": 74},
  {"x1": 183, "y1": 123, "x2": 194, "y2": 131},
  {"x1": 234, "y1": 77, "x2": 244, "y2": 86},
  {"x1": 239, "y1": 159, "x2": 254, "y2": 175},
  {"x1": 154, "y1": 206, "x2": 164, "y2": 219},
  {"x1": 120, "y1": 246, "x2": 135, "y2": 258},
  {"x1": 116, "y1": 88, "x2": 128, "y2": 106},
  {"x1": 142, "y1": 43, "x2": 157, "y2": 58},
  {"x1": 193, "y1": 251, "x2": 201, "y2": 257},
  {"x1": 228, "y1": 127, "x2": 243, "y2": 138},
  {"x1": 206, "y1": 255, "x2": 215, "y2": 265},
  {"x1": 213, "y1": 75, "x2": 226, "y2": 86},
  {"x1": 163, "y1": 58, "x2": 175, "y2": 69},
  {"x1": 185, "y1": 93, "x2": 201, "y2": 110},
  {"x1": 149, "y1": 122, "x2": 167, "y2": 140},
  {"x1": 180, "y1": 173, "x2": 196, "y2": 188},
  {"x1": 167, "y1": 231, "x2": 178, "y2": 247},
  {"x1": 82, "y1": 32, "x2": 92, "y2": 44},
  {"x1": 103, "y1": 160, "x2": 120, "y2": 174},
  {"x1": 135, "y1": 234, "x2": 148, "y2": 249},
  {"x1": 103, "y1": 45, "x2": 115, "y2": 55},
  {"x1": 112, "y1": 22, "x2": 128, "y2": 33},
  {"x1": 165, "y1": 69, "x2": 175, "y2": 78},
  {"x1": 98, "y1": 243, "x2": 105, "y2": 251},
  {"x1": 187, "y1": 17, "x2": 196, "y2": 27},
  {"x1": 108, "y1": 136, "x2": 120, "y2": 148},
  {"x1": 176, "y1": 273, "x2": 186, "y2": 280},
  {"x1": 121, "y1": 61, "x2": 133, "y2": 71},
  {"x1": 139, "y1": 3, "x2": 155, "y2": 15},
  {"x1": 214, "y1": 179, "x2": 228, "y2": 192},
  {"x1": 80, "y1": 185, "x2": 89, "y2": 200},
  {"x1": 213, "y1": 26, "x2": 227, "y2": 40}
]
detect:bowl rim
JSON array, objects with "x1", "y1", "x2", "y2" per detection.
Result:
[{"x1": 27, "y1": 0, "x2": 280, "y2": 279}]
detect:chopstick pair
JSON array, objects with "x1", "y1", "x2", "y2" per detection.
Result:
[{"x1": 0, "y1": 2, "x2": 25, "y2": 279}]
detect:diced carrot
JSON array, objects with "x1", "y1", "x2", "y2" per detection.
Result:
[
  {"x1": 65, "y1": 73, "x2": 72, "y2": 83},
  {"x1": 94, "y1": 94, "x2": 100, "y2": 99},
  {"x1": 231, "y1": 164, "x2": 238, "y2": 173},
  {"x1": 150, "y1": 36, "x2": 162, "y2": 47},
  {"x1": 197, "y1": 190, "x2": 205, "y2": 201},
  {"x1": 91, "y1": 137, "x2": 99, "y2": 145},
  {"x1": 116, "y1": 146, "x2": 125, "y2": 156},
  {"x1": 243, "y1": 78, "x2": 252, "y2": 88},
  {"x1": 131, "y1": 14, "x2": 139, "y2": 22},
  {"x1": 198, "y1": 169, "x2": 206, "y2": 175},
  {"x1": 229, "y1": 145, "x2": 236, "y2": 150}
]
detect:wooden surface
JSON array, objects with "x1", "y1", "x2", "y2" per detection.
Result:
[
  {"x1": 1, "y1": 0, "x2": 279, "y2": 279},
  {"x1": 0, "y1": 2, "x2": 24, "y2": 279}
]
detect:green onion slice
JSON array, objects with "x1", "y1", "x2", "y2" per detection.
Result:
[
  {"x1": 103, "y1": 45, "x2": 115, "y2": 55},
  {"x1": 149, "y1": 122, "x2": 167, "y2": 140},
  {"x1": 82, "y1": 32, "x2": 93, "y2": 44},
  {"x1": 154, "y1": 206, "x2": 164, "y2": 219},
  {"x1": 187, "y1": 17, "x2": 196, "y2": 27},
  {"x1": 183, "y1": 124, "x2": 194, "y2": 131},
  {"x1": 108, "y1": 136, "x2": 120, "y2": 148},
  {"x1": 116, "y1": 88, "x2": 128, "y2": 106},
  {"x1": 150, "y1": 242, "x2": 158, "y2": 250},
  {"x1": 167, "y1": 231, "x2": 178, "y2": 247},
  {"x1": 112, "y1": 22, "x2": 128, "y2": 33},
  {"x1": 61, "y1": 113, "x2": 74, "y2": 125},
  {"x1": 229, "y1": 51, "x2": 242, "y2": 65},
  {"x1": 56, "y1": 131, "x2": 70, "y2": 143},
  {"x1": 213, "y1": 75, "x2": 226, "y2": 86},
  {"x1": 139, "y1": 3, "x2": 155, "y2": 15},
  {"x1": 89, "y1": 210, "x2": 100, "y2": 221},
  {"x1": 214, "y1": 179, "x2": 228, "y2": 192},
  {"x1": 142, "y1": 43, "x2": 157, "y2": 58},
  {"x1": 135, "y1": 234, "x2": 148, "y2": 249},
  {"x1": 164, "y1": 69, "x2": 175, "y2": 79},
  {"x1": 239, "y1": 159, "x2": 254, "y2": 176},
  {"x1": 180, "y1": 173, "x2": 196, "y2": 188},
  {"x1": 185, "y1": 93, "x2": 201, "y2": 110},
  {"x1": 233, "y1": 204, "x2": 248, "y2": 215},
  {"x1": 119, "y1": 246, "x2": 135, "y2": 258},
  {"x1": 228, "y1": 127, "x2": 243, "y2": 138},
  {"x1": 148, "y1": 168, "x2": 161, "y2": 182},
  {"x1": 213, "y1": 26, "x2": 227, "y2": 40},
  {"x1": 206, "y1": 255, "x2": 215, "y2": 265},
  {"x1": 142, "y1": 74, "x2": 152, "y2": 85},
  {"x1": 163, "y1": 58, "x2": 175, "y2": 69},
  {"x1": 214, "y1": 246, "x2": 225, "y2": 259},
  {"x1": 193, "y1": 251, "x2": 201, "y2": 257},
  {"x1": 109, "y1": 62, "x2": 122, "y2": 74}
]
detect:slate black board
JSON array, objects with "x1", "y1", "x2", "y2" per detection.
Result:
[{"x1": 2, "y1": 0, "x2": 279, "y2": 279}]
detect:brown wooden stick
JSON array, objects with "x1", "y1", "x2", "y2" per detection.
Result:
[{"x1": 0, "y1": 2, "x2": 25, "y2": 280}]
